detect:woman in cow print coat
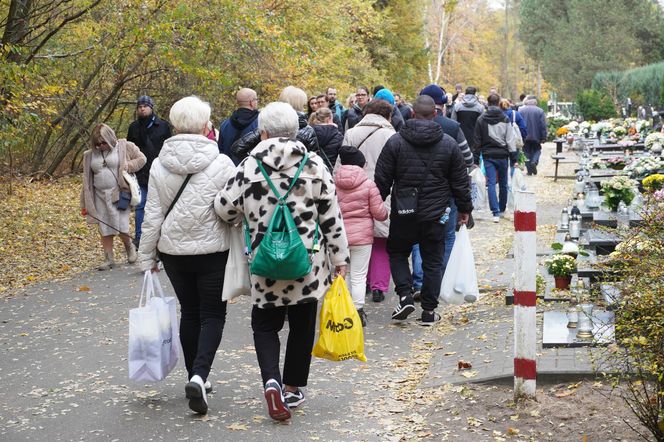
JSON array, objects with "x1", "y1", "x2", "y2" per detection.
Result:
[{"x1": 215, "y1": 102, "x2": 349, "y2": 421}]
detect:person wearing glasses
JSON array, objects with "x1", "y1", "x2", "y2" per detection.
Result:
[
  {"x1": 81, "y1": 124, "x2": 146, "y2": 270},
  {"x1": 218, "y1": 88, "x2": 260, "y2": 164},
  {"x1": 344, "y1": 86, "x2": 371, "y2": 131}
]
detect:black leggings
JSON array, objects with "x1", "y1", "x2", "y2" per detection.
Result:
[
  {"x1": 160, "y1": 251, "x2": 229, "y2": 381},
  {"x1": 251, "y1": 301, "x2": 318, "y2": 387}
]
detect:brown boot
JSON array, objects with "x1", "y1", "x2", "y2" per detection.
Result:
[
  {"x1": 97, "y1": 251, "x2": 115, "y2": 271},
  {"x1": 125, "y1": 242, "x2": 137, "y2": 264}
]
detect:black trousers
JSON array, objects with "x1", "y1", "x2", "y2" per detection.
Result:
[
  {"x1": 387, "y1": 216, "x2": 446, "y2": 311},
  {"x1": 251, "y1": 301, "x2": 318, "y2": 387},
  {"x1": 160, "y1": 251, "x2": 228, "y2": 382}
]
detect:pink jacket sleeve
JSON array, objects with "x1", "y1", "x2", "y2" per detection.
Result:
[{"x1": 367, "y1": 180, "x2": 388, "y2": 221}]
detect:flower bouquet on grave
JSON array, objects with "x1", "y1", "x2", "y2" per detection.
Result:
[
  {"x1": 605, "y1": 156, "x2": 626, "y2": 170},
  {"x1": 644, "y1": 132, "x2": 664, "y2": 154},
  {"x1": 624, "y1": 157, "x2": 664, "y2": 179},
  {"x1": 545, "y1": 254, "x2": 577, "y2": 289},
  {"x1": 642, "y1": 174, "x2": 664, "y2": 193},
  {"x1": 601, "y1": 176, "x2": 638, "y2": 211}
]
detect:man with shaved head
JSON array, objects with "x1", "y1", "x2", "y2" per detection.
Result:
[
  {"x1": 218, "y1": 88, "x2": 260, "y2": 164},
  {"x1": 374, "y1": 95, "x2": 472, "y2": 326}
]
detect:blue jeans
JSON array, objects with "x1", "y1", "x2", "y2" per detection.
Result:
[
  {"x1": 134, "y1": 185, "x2": 148, "y2": 243},
  {"x1": 412, "y1": 200, "x2": 457, "y2": 288},
  {"x1": 484, "y1": 158, "x2": 509, "y2": 216}
]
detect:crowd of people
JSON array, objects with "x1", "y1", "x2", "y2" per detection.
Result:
[{"x1": 78, "y1": 82, "x2": 548, "y2": 419}]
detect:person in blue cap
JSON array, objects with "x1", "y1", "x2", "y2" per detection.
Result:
[
  {"x1": 127, "y1": 95, "x2": 172, "y2": 248},
  {"x1": 373, "y1": 87, "x2": 404, "y2": 132}
]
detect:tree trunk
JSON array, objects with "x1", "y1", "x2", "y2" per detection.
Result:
[{"x1": 2, "y1": 0, "x2": 33, "y2": 62}]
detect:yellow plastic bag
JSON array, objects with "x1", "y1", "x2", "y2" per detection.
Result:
[{"x1": 312, "y1": 276, "x2": 367, "y2": 362}]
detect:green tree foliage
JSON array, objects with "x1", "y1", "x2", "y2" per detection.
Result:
[
  {"x1": 575, "y1": 89, "x2": 616, "y2": 120},
  {"x1": 0, "y1": 0, "x2": 429, "y2": 177},
  {"x1": 519, "y1": 0, "x2": 664, "y2": 99},
  {"x1": 593, "y1": 62, "x2": 664, "y2": 106}
]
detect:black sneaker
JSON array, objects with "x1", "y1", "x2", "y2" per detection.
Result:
[
  {"x1": 412, "y1": 288, "x2": 422, "y2": 302},
  {"x1": 372, "y1": 290, "x2": 385, "y2": 303},
  {"x1": 283, "y1": 388, "x2": 305, "y2": 408},
  {"x1": 357, "y1": 308, "x2": 367, "y2": 327},
  {"x1": 264, "y1": 379, "x2": 291, "y2": 421},
  {"x1": 532, "y1": 164, "x2": 538, "y2": 175},
  {"x1": 184, "y1": 375, "x2": 208, "y2": 414},
  {"x1": 391, "y1": 295, "x2": 415, "y2": 320},
  {"x1": 419, "y1": 310, "x2": 441, "y2": 326}
]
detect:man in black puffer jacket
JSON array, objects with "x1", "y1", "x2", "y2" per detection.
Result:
[{"x1": 375, "y1": 96, "x2": 472, "y2": 326}]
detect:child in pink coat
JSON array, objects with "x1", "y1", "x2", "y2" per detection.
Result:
[{"x1": 335, "y1": 145, "x2": 388, "y2": 326}]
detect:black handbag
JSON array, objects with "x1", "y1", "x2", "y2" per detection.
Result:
[{"x1": 393, "y1": 150, "x2": 434, "y2": 216}]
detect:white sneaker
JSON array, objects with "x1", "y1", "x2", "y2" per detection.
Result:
[
  {"x1": 185, "y1": 375, "x2": 208, "y2": 414},
  {"x1": 492, "y1": 216, "x2": 500, "y2": 223}
]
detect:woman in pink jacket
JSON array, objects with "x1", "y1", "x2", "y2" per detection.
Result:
[{"x1": 335, "y1": 146, "x2": 388, "y2": 326}]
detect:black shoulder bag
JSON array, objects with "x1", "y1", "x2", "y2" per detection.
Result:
[
  {"x1": 393, "y1": 150, "x2": 434, "y2": 217},
  {"x1": 165, "y1": 174, "x2": 193, "y2": 220}
]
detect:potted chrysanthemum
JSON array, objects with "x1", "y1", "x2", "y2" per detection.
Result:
[
  {"x1": 545, "y1": 254, "x2": 577, "y2": 289},
  {"x1": 601, "y1": 176, "x2": 638, "y2": 211}
]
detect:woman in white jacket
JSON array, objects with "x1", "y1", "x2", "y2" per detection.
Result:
[{"x1": 137, "y1": 96, "x2": 236, "y2": 415}]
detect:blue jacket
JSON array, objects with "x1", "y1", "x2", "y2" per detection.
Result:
[
  {"x1": 503, "y1": 109, "x2": 528, "y2": 139},
  {"x1": 218, "y1": 108, "x2": 259, "y2": 164},
  {"x1": 518, "y1": 103, "x2": 547, "y2": 142}
]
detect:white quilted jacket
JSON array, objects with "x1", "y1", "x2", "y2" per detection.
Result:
[{"x1": 138, "y1": 134, "x2": 236, "y2": 271}]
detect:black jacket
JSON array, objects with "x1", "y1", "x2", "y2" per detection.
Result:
[
  {"x1": 312, "y1": 124, "x2": 343, "y2": 170},
  {"x1": 374, "y1": 119, "x2": 472, "y2": 221},
  {"x1": 344, "y1": 104, "x2": 363, "y2": 130},
  {"x1": 127, "y1": 115, "x2": 172, "y2": 187},
  {"x1": 231, "y1": 112, "x2": 320, "y2": 161}
]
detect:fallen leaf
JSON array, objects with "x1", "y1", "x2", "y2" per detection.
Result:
[
  {"x1": 444, "y1": 351, "x2": 457, "y2": 356},
  {"x1": 461, "y1": 371, "x2": 477, "y2": 378},
  {"x1": 226, "y1": 423, "x2": 248, "y2": 431},
  {"x1": 554, "y1": 389, "x2": 576, "y2": 398},
  {"x1": 507, "y1": 427, "x2": 520, "y2": 435},
  {"x1": 77, "y1": 285, "x2": 91, "y2": 292},
  {"x1": 476, "y1": 334, "x2": 488, "y2": 341},
  {"x1": 510, "y1": 414, "x2": 519, "y2": 421},
  {"x1": 458, "y1": 360, "x2": 473, "y2": 370}
]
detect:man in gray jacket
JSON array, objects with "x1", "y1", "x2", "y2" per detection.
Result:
[
  {"x1": 451, "y1": 86, "x2": 485, "y2": 143},
  {"x1": 472, "y1": 93, "x2": 517, "y2": 222},
  {"x1": 518, "y1": 95, "x2": 547, "y2": 175}
]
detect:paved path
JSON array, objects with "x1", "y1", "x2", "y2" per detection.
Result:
[{"x1": 0, "y1": 143, "x2": 600, "y2": 441}]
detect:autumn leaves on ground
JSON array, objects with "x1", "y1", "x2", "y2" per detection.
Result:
[{"x1": 0, "y1": 177, "x2": 115, "y2": 295}]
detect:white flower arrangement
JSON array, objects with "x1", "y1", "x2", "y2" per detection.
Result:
[
  {"x1": 635, "y1": 120, "x2": 651, "y2": 134},
  {"x1": 624, "y1": 156, "x2": 664, "y2": 178},
  {"x1": 644, "y1": 132, "x2": 664, "y2": 150}
]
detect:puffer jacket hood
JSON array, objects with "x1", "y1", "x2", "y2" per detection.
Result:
[
  {"x1": 482, "y1": 106, "x2": 508, "y2": 125},
  {"x1": 335, "y1": 164, "x2": 368, "y2": 190},
  {"x1": 159, "y1": 134, "x2": 220, "y2": 175},
  {"x1": 313, "y1": 124, "x2": 343, "y2": 169},
  {"x1": 462, "y1": 94, "x2": 481, "y2": 108},
  {"x1": 251, "y1": 137, "x2": 308, "y2": 171},
  {"x1": 400, "y1": 119, "x2": 444, "y2": 147}
]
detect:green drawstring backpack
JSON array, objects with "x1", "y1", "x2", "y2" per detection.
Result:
[{"x1": 243, "y1": 154, "x2": 319, "y2": 280}]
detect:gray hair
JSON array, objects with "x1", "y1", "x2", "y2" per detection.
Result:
[
  {"x1": 169, "y1": 96, "x2": 211, "y2": 134},
  {"x1": 258, "y1": 102, "x2": 299, "y2": 138},
  {"x1": 278, "y1": 86, "x2": 307, "y2": 112}
]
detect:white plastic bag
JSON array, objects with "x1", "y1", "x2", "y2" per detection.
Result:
[
  {"x1": 469, "y1": 168, "x2": 487, "y2": 212},
  {"x1": 439, "y1": 225, "x2": 480, "y2": 304},
  {"x1": 128, "y1": 271, "x2": 179, "y2": 382},
  {"x1": 507, "y1": 167, "x2": 526, "y2": 212},
  {"x1": 222, "y1": 224, "x2": 251, "y2": 301},
  {"x1": 122, "y1": 170, "x2": 142, "y2": 207}
]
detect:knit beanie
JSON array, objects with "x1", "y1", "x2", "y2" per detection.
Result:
[
  {"x1": 338, "y1": 145, "x2": 366, "y2": 167},
  {"x1": 137, "y1": 95, "x2": 154, "y2": 109},
  {"x1": 420, "y1": 84, "x2": 447, "y2": 105},
  {"x1": 373, "y1": 88, "x2": 395, "y2": 106}
]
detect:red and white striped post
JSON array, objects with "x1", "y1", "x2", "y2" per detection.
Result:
[{"x1": 513, "y1": 190, "x2": 537, "y2": 399}]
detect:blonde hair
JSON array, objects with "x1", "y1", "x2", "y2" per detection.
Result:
[
  {"x1": 278, "y1": 86, "x2": 307, "y2": 112},
  {"x1": 499, "y1": 98, "x2": 511, "y2": 110},
  {"x1": 310, "y1": 107, "x2": 333, "y2": 125},
  {"x1": 346, "y1": 93, "x2": 356, "y2": 109}
]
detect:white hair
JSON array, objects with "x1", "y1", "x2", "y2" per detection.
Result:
[
  {"x1": 258, "y1": 102, "x2": 299, "y2": 138},
  {"x1": 169, "y1": 96, "x2": 211, "y2": 134},
  {"x1": 278, "y1": 86, "x2": 307, "y2": 112}
]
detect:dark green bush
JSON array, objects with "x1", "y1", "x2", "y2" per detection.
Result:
[{"x1": 576, "y1": 89, "x2": 616, "y2": 120}]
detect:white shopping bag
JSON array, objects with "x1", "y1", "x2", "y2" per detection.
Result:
[
  {"x1": 507, "y1": 167, "x2": 526, "y2": 212},
  {"x1": 128, "y1": 271, "x2": 179, "y2": 382},
  {"x1": 469, "y1": 168, "x2": 487, "y2": 212},
  {"x1": 222, "y1": 224, "x2": 251, "y2": 301},
  {"x1": 439, "y1": 225, "x2": 480, "y2": 304}
]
